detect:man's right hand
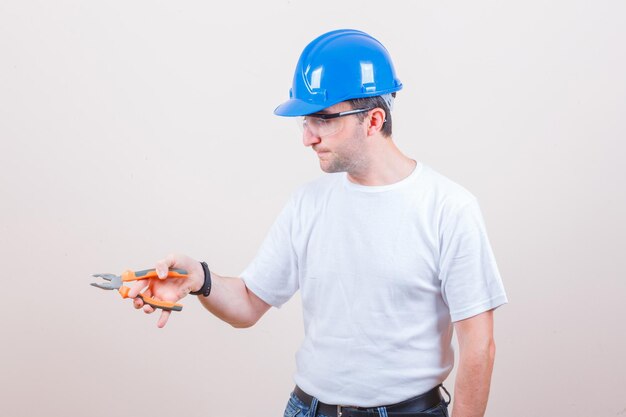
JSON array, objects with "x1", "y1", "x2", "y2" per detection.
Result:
[{"x1": 128, "y1": 253, "x2": 204, "y2": 328}]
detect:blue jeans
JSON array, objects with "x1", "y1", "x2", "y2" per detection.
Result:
[{"x1": 283, "y1": 390, "x2": 450, "y2": 417}]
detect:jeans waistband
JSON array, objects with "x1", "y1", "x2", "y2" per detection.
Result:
[{"x1": 293, "y1": 384, "x2": 447, "y2": 417}]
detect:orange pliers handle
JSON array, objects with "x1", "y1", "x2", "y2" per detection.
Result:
[{"x1": 119, "y1": 268, "x2": 188, "y2": 312}]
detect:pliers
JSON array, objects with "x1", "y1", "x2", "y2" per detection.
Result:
[{"x1": 91, "y1": 268, "x2": 188, "y2": 311}]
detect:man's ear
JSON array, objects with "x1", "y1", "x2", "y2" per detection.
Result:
[{"x1": 367, "y1": 108, "x2": 386, "y2": 136}]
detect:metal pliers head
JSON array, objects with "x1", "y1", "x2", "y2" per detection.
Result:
[{"x1": 91, "y1": 273, "x2": 122, "y2": 290}]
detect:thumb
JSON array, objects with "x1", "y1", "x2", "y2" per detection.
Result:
[{"x1": 155, "y1": 253, "x2": 178, "y2": 279}]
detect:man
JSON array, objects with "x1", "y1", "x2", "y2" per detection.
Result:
[{"x1": 129, "y1": 29, "x2": 508, "y2": 417}]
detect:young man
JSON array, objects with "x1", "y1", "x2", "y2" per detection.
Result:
[{"x1": 130, "y1": 29, "x2": 508, "y2": 417}]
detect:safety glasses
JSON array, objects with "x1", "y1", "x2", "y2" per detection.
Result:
[{"x1": 298, "y1": 107, "x2": 373, "y2": 137}]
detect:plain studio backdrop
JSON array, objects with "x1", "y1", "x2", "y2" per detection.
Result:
[{"x1": 1, "y1": 1, "x2": 624, "y2": 416}]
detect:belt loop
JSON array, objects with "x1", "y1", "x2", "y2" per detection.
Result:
[
  {"x1": 439, "y1": 384, "x2": 451, "y2": 406},
  {"x1": 308, "y1": 397, "x2": 319, "y2": 417},
  {"x1": 377, "y1": 406, "x2": 389, "y2": 417}
]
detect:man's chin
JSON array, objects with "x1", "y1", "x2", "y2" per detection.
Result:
[
  {"x1": 319, "y1": 161, "x2": 344, "y2": 174},
  {"x1": 319, "y1": 162, "x2": 331, "y2": 173}
]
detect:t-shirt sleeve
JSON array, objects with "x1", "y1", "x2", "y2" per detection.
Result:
[
  {"x1": 240, "y1": 196, "x2": 299, "y2": 308},
  {"x1": 438, "y1": 198, "x2": 508, "y2": 322}
]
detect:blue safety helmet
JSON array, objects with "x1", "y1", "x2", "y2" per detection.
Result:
[{"x1": 274, "y1": 29, "x2": 403, "y2": 117}]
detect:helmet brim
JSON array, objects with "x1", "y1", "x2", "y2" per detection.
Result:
[{"x1": 274, "y1": 99, "x2": 329, "y2": 117}]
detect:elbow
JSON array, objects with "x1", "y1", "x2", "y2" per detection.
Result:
[
  {"x1": 228, "y1": 321, "x2": 256, "y2": 329},
  {"x1": 484, "y1": 338, "x2": 496, "y2": 366},
  {"x1": 461, "y1": 336, "x2": 496, "y2": 364},
  {"x1": 231, "y1": 321, "x2": 253, "y2": 329},
  {"x1": 480, "y1": 336, "x2": 496, "y2": 359},
  {"x1": 480, "y1": 335, "x2": 496, "y2": 358},
  {"x1": 229, "y1": 314, "x2": 262, "y2": 329},
  {"x1": 227, "y1": 286, "x2": 270, "y2": 329},
  {"x1": 481, "y1": 337, "x2": 496, "y2": 367}
]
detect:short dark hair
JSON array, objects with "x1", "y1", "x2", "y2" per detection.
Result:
[{"x1": 346, "y1": 92, "x2": 395, "y2": 138}]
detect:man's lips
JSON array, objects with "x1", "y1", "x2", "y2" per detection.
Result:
[{"x1": 313, "y1": 147, "x2": 331, "y2": 155}]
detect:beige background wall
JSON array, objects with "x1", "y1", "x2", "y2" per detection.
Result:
[{"x1": 1, "y1": 1, "x2": 624, "y2": 416}]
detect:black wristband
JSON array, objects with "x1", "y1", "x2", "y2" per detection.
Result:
[{"x1": 190, "y1": 261, "x2": 212, "y2": 297}]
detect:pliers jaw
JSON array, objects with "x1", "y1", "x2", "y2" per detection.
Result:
[{"x1": 91, "y1": 274, "x2": 122, "y2": 290}]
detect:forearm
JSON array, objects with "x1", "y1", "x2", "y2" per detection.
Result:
[
  {"x1": 451, "y1": 340, "x2": 496, "y2": 417},
  {"x1": 196, "y1": 271, "x2": 268, "y2": 328}
]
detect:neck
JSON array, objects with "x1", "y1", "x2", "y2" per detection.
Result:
[{"x1": 346, "y1": 136, "x2": 416, "y2": 186}]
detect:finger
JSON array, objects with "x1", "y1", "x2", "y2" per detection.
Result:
[
  {"x1": 155, "y1": 253, "x2": 178, "y2": 279},
  {"x1": 128, "y1": 279, "x2": 149, "y2": 298},
  {"x1": 133, "y1": 297, "x2": 144, "y2": 309},
  {"x1": 143, "y1": 302, "x2": 155, "y2": 314},
  {"x1": 157, "y1": 310, "x2": 172, "y2": 328},
  {"x1": 141, "y1": 288, "x2": 155, "y2": 314}
]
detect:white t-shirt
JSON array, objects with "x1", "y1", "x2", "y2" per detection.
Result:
[{"x1": 241, "y1": 162, "x2": 508, "y2": 407}]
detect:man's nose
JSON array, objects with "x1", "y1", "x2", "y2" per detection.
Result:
[{"x1": 302, "y1": 128, "x2": 321, "y2": 147}]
